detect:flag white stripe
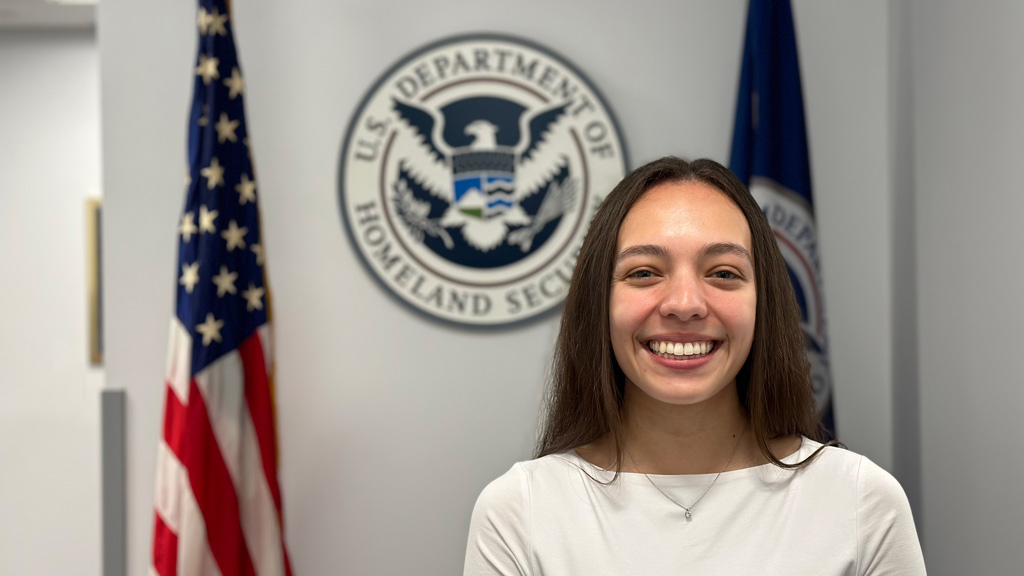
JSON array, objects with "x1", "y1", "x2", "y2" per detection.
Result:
[
  {"x1": 154, "y1": 439, "x2": 186, "y2": 534},
  {"x1": 165, "y1": 318, "x2": 193, "y2": 404},
  {"x1": 195, "y1": 352, "x2": 245, "y2": 487},
  {"x1": 258, "y1": 324, "x2": 273, "y2": 376},
  {"x1": 239, "y1": 407, "x2": 286, "y2": 576},
  {"x1": 176, "y1": 466, "x2": 224, "y2": 576}
]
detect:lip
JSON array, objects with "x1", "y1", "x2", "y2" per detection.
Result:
[
  {"x1": 643, "y1": 335, "x2": 720, "y2": 370},
  {"x1": 645, "y1": 333, "x2": 717, "y2": 344}
]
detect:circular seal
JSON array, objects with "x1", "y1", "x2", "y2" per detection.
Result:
[{"x1": 339, "y1": 34, "x2": 628, "y2": 326}]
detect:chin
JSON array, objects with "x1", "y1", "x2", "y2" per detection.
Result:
[{"x1": 629, "y1": 380, "x2": 736, "y2": 408}]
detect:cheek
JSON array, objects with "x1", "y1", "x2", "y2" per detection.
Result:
[
  {"x1": 608, "y1": 287, "x2": 654, "y2": 331},
  {"x1": 607, "y1": 290, "x2": 630, "y2": 347},
  {"x1": 607, "y1": 287, "x2": 648, "y2": 359},
  {"x1": 718, "y1": 291, "x2": 757, "y2": 344}
]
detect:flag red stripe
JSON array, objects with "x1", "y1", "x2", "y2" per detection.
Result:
[
  {"x1": 163, "y1": 383, "x2": 186, "y2": 456},
  {"x1": 239, "y1": 333, "x2": 284, "y2": 517},
  {"x1": 181, "y1": 378, "x2": 257, "y2": 576},
  {"x1": 239, "y1": 332, "x2": 294, "y2": 576},
  {"x1": 153, "y1": 511, "x2": 179, "y2": 576}
]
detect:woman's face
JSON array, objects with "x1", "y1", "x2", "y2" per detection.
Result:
[{"x1": 609, "y1": 181, "x2": 757, "y2": 408}]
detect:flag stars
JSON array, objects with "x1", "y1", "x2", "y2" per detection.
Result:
[
  {"x1": 215, "y1": 113, "x2": 240, "y2": 144},
  {"x1": 212, "y1": 265, "x2": 238, "y2": 297},
  {"x1": 197, "y1": 7, "x2": 228, "y2": 37},
  {"x1": 201, "y1": 157, "x2": 225, "y2": 189},
  {"x1": 197, "y1": 104, "x2": 210, "y2": 127},
  {"x1": 242, "y1": 283, "x2": 265, "y2": 311},
  {"x1": 179, "y1": 261, "x2": 200, "y2": 294},
  {"x1": 196, "y1": 313, "x2": 224, "y2": 346},
  {"x1": 207, "y1": 8, "x2": 228, "y2": 36},
  {"x1": 214, "y1": 112, "x2": 239, "y2": 143},
  {"x1": 196, "y1": 54, "x2": 220, "y2": 85},
  {"x1": 250, "y1": 243, "x2": 264, "y2": 266},
  {"x1": 197, "y1": 7, "x2": 211, "y2": 34},
  {"x1": 199, "y1": 205, "x2": 218, "y2": 234},
  {"x1": 221, "y1": 220, "x2": 248, "y2": 251},
  {"x1": 180, "y1": 212, "x2": 198, "y2": 242},
  {"x1": 224, "y1": 67, "x2": 244, "y2": 100},
  {"x1": 236, "y1": 174, "x2": 257, "y2": 205}
]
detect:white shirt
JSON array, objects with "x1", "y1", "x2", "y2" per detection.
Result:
[{"x1": 464, "y1": 438, "x2": 925, "y2": 575}]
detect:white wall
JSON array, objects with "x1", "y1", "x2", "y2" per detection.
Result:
[
  {"x1": 0, "y1": 30, "x2": 103, "y2": 576},
  {"x1": 97, "y1": 1, "x2": 897, "y2": 574},
  {"x1": 910, "y1": 2, "x2": 1024, "y2": 573}
]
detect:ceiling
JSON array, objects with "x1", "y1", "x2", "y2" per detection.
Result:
[{"x1": 0, "y1": 0, "x2": 96, "y2": 30}]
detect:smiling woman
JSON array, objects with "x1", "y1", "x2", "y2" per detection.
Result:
[
  {"x1": 463, "y1": 157, "x2": 926, "y2": 575},
  {"x1": 609, "y1": 181, "x2": 757, "y2": 412}
]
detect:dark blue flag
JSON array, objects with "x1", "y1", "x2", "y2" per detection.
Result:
[{"x1": 729, "y1": 0, "x2": 836, "y2": 438}]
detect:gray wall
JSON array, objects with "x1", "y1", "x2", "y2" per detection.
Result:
[
  {"x1": 0, "y1": 30, "x2": 103, "y2": 575},
  {"x1": 98, "y1": 1, "x2": 901, "y2": 574},
  {"x1": 909, "y1": 2, "x2": 1024, "y2": 572}
]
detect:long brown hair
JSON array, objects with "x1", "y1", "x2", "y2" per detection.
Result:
[{"x1": 535, "y1": 156, "x2": 830, "y2": 471}]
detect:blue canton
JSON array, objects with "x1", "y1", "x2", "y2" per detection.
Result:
[{"x1": 177, "y1": 0, "x2": 267, "y2": 376}]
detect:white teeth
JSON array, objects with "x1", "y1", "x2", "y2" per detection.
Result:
[{"x1": 648, "y1": 340, "x2": 715, "y2": 359}]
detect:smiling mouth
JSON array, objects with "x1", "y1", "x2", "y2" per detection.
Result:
[{"x1": 647, "y1": 340, "x2": 716, "y2": 360}]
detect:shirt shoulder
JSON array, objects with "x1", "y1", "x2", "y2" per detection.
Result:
[
  {"x1": 851, "y1": 454, "x2": 926, "y2": 575},
  {"x1": 799, "y1": 440, "x2": 926, "y2": 575},
  {"x1": 464, "y1": 462, "x2": 531, "y2": 576},
  {"x1": 463, "y1": 454, "x2": 585, "y2": 576}
]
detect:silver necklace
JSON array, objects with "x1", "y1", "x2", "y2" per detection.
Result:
[{"x1": 626, "y1": 424, "x2": 748, "y2": 520}]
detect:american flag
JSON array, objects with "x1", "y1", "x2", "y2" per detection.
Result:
[{"x1": 152, "y1": 1, "x2": 293, "y2": 574}]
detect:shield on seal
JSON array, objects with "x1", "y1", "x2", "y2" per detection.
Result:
[{"x1": 452, "y1": 149, "x2": 516, "y2": 220}]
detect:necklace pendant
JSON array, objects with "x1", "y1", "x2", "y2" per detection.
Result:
[{"x1": 684, "y1": 509, "x2": 692, "y2": 520}]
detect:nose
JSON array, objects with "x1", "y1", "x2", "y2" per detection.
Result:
[{"x1": 657, "y1": 273, "x2": 708, "y2": 321}]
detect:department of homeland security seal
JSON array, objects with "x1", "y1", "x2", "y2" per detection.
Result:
[
  {"x1": 339, "y1": 34, "x2": 627, "y2": 326},
  {"x1": 750, "y1": 177, "x2": 833, "y2": 415}
]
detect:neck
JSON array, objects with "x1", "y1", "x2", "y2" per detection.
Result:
[{"x1": 619, "y1": 382, "x2": 752, "y2": 475}]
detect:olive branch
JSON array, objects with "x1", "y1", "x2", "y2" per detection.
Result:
[{"x1": 392, "y1": 179, "x2": 454, "y2": 250}]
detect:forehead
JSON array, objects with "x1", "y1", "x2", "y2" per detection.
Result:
[{"x1": 617, "y1": 181, "x2": 752, "y2": 250}]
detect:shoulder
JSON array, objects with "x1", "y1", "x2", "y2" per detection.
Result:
[
  {"x1": 472, "y1": 454, "x2": 572, "y2": 507},
  {"x1": 465, "y1": 455, "x2": 579, "y2": 576},
  {"x1": 471, "y1": 462, "x2": 530, "y2": 520},
  {"x1": 797, "y1": 439, "x2": 910, "y2": 504},
  {"x1": 465, "y1": 463, "x2": 532, "y2": 576},
  {"x1": 783, "y1": 440, "x2": 915, "y2": 520},
  {"x1": 797, "y1": 439, "x2": 926, "y2": 575}
]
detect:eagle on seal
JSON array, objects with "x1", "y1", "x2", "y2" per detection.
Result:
[{"x1": 391, "y1": 98, "x2": 577, "y2": 253}]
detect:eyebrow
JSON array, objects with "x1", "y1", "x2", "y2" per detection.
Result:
[
  {"x1": 614, "y1": 242, "x2": 752, "y2": 265},
  {"x1": 615, "y1": 244, "x2": 668, "y2": 264},
  {"x1": 701, "y1": 242, "x2": 753, "y2": 264}
]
